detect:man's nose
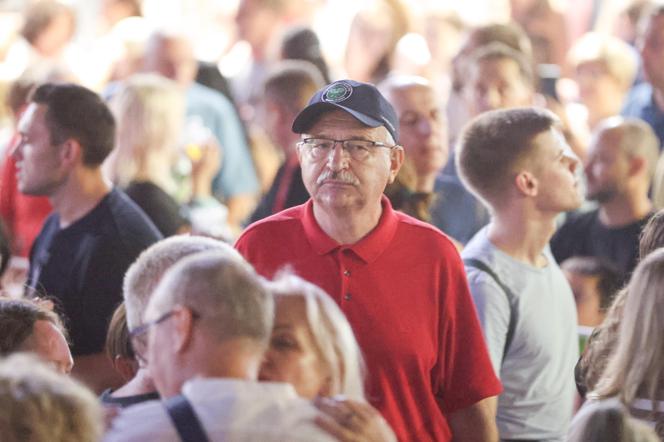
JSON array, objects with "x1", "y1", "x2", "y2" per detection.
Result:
[
  {"x1": 417, "y1": 118, "x2": 433, "y2": 137},
  {"x1": 9, "y1": 136, "x2": 22, "y2": 159},
  {"x1": 326, "y1": 143, "x2": 350, "y2": 170}
]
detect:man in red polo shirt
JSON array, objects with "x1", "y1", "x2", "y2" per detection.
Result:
[{"x1": 235, "y1": 79, "x2": 501, "y2": 441}]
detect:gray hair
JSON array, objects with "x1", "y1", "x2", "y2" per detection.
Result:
[
  {"x1": 148, "y1": 251, "x2": 273, "y2": 345},
  {"x1": 123, "y1": 235, "x2": 246, "y2": 330},
  {"x1": 268, "y1": 272, "x2": 366, "y2": 400},
  {"x1": 0, "y1": 354, "x2": 103, "y2": 442}
]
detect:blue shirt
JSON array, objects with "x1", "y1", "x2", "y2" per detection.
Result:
[
  {"x1": 186, "y1": 83, "x2": 259, "y2": 198},
  {"x1": 622, "y1": 83, "x2": 664, "y2": 149}
]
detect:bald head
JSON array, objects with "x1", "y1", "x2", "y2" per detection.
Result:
[
  {"x1": 584, "y1": 117, "x2": 660, "y2": 203},
  {"x1": 143, "y1": 32, "x2": 197, "y2": 86},
  {"x1": 596, "y1": 117, "x2": 660, "y2": 180}
]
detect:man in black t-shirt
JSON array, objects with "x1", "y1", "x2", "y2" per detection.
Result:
[
  {"x1": 11, "y1": 83, "x2": 161, "y2": 392},
  {"x1": 551, "y1": 117, "x2": 659, "y2": 281}
]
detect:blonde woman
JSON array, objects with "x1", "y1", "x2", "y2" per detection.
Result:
[
  {"x1": 260, "y1": 273, "x2": 395, "y2": 442},
  {"x1": 571, "y1": 247, "x2": 664, "y2": 438},
  {"x1": 105, "y1": 74, "x2": 223, "y2": 237}
]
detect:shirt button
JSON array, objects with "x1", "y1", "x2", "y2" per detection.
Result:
[
  {"x1": 343, "y1": 270, "x2": 351, "y2": 277},
  {"x1": 344, "y1": 293, "x2": 352, "y2": 301}
]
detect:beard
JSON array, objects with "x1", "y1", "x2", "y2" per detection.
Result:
[{"x1": 586, "y1": 186, "x2": 617, "y2": 204}]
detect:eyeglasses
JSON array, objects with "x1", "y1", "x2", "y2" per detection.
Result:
[
  {"x1": 129, "y1": 310, "x2": 177, "y2": 341},
  {"x1": 297, "y1": 137, "x2": 398, "y2": 162},
  {"x1": 129, "y1": 308, "x2": 201, "y2": 366},
  {"x1": 129, "y1": 308, "x2": 201, "y2": 340}
]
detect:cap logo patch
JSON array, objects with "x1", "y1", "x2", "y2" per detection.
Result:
[{"x1": 323, "y1": 82, "x2": 353, "y2": 103}]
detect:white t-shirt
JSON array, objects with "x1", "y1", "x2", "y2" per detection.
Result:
[{"x1": 104, "y1": 378, "x2": 337, "y2": 442}]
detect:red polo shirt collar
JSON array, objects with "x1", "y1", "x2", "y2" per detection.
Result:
[{"x1": 301, "y1": 196, "x2": 399, "y2": 263}]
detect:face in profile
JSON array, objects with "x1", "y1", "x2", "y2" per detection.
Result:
[
  {"x1": 259, "y1": 296, "x2": 331, "y2": 399},
  {"x1": 27, "y1": 320, "x2": 74, "y2": 375},
  {"x1": 12, "y1": 103, "x2": 68, "y2": 196},
  {"x1": 530, "y1": 128, "x2": 582, "y2": 213}
]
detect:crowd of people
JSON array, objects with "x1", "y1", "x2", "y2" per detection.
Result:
[{"x1": 1, "y1": 0, "x2": 664, "y2": 441}]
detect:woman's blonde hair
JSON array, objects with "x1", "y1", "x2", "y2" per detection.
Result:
[
  {"x1": 568, "y1": 32, "x2": 638, "y2": 90},
  {"x1": 0, "y1": 353, "x2": 103, "y2": 442},
  {"x1": 106, "y1": 73, "x2": 185, "y2": 192},
  {"x1": 594, "y1": 247, "x2": 664, "y2": 406},
  {"x1": 268, "y1": 272, "x2": 366, "y2": 400}
]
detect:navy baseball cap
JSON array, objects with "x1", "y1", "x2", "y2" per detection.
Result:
[{"x1": 292, "y1": 79, "x2": 399, "y2": 143}]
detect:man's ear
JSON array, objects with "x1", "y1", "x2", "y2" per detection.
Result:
[
  {"x1": 628, "y1": 155, "x2": 646, "y2": 178},
  {"x1": 388, "y1": 146, "x2": 405, "y2": 184},
  {"x1": 514, "y1": 170, "x2": 538, "y2": 197},
  {"x1": 172, "y1": 307, "x2": 196, "y2": 354},
  {"x1": 59, "y1": 138, "x2": 82, "y2": 167}
]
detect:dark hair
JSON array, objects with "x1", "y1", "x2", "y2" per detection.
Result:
[
  {"x1": 263, "y1": 60, "x2": 325, "y2": 112},
  {"x1": 105, "y1": 303, "x2": 134, "y2": 363},
  {"x1": 0, "y1": 299, "x2": 65, "y2": 355},
  {"x1": 281, "y1": 26, "x2": 331, "y2": 84},
  {"x1": 467, "y1": 22, "x2": 533, "y2": 57},
  {"x1": 453, "y1": 22, "x2": 533, "y2": 91},
  {"x1": 456, "y1": 107, "x2": 558, "y2": 206},
  {"x1": 561, "y1": 257, "x2": 623, "y2": 310},
  {"x1": 468, "y1": 42, "x2": 535, "y2": 87},
  {"x1": 21, "y1": 1, "x2": 75, "y2": 45},
  {"x1": 30, "y1": 83, "x2": 116, "y2": 166}
]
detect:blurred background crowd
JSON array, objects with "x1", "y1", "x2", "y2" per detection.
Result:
[{"x1": 1, "y1": 0, "x2": 664, "y2": 440}]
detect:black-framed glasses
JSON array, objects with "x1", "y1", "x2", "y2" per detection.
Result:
[{"x1": 297, "y1": 137, "x2": 398, "y2": 162}]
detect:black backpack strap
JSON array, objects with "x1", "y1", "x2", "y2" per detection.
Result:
[
  {"x1": 463, "y1": 258, "x2": 518, "y2": 362},
  {"x1": 163, "y1": 394, "x2": 210, "y2": 442}
]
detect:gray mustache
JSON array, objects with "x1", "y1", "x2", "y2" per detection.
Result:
[{"x1": 317, "y1": 170, "x2": 359, "y2": 186}]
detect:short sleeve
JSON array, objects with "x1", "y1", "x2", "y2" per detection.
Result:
[
  {"x1": 465, "y1": 267, "x2": 512, "y2": 374},
  {"x1": 435, "y1": 253, "x2": 502, "y2": 413}
]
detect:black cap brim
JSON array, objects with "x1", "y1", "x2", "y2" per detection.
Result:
[{"x1": 292, "y1": 102, "x2": 384, "y2": 134}]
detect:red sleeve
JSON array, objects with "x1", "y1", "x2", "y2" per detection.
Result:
[
  {"x1": 0, "y1": 152, "x2": 17, "y2": 232},
  {"x1": 436, "y1": 249, "x2": 502, "y2": 413}
]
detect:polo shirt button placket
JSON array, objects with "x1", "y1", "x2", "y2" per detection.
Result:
[
  {"x1": 343, "y1": 270, "x2": 351, "y2": 277},
  {"x1": 344, "y1": 293, "x2": 352, "y2": 301}
]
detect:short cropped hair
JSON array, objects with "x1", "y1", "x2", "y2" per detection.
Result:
[
  {"x1": 561, "y1": 257, "x2": 623, "y2": 310},
  {"x1": 30, "y1": 83, "x2": 116, "y2": 166},
  {"x1": 268, "y1": 272, "x2": 365, "y2": 400},
  {"x1": 467, "y1": 42, "x2": 535, "y2": 88},
  {"x1": 123, "y1": 235, "x2": 245, "y2": 330},
  {"x1": 0, "y1": 298, "x2": 65, "y2": 355},
  {"x1": 568, "y1": 32, "x2": 638, "y2": 90},
  {"x1": 149, "y1": 251, "x2": 272, "y2": 345},
  {"x1": 594, "y1": 116, "x2": 660, "y2": 180},
  {"x1": 0, "y1": 354, "x2": 103, "y2": 442},
  {"x1": 263, "y1": 60, "x2": 325, "y2": 113},
  {"x1": 456, "y1": 107, "x2": 558, "y2": 206}
]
